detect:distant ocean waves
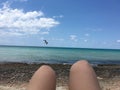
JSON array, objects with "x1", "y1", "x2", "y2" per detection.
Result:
[{"x1": 0, "y1": 46, "x2": 120, "y2": 65}]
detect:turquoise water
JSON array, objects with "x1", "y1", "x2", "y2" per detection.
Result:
[{"x1": 0, "y1": 46, "x2": 120, "y2": 64}]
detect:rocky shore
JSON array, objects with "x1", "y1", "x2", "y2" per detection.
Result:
[{"x1": 0, "y1": 62, "x2": 120, "y2": 90}]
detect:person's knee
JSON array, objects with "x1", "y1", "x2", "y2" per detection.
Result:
[
  {"x1": 35, "y1": 65, "x2": 56, "y2": 77},
  {"x1": 70, "y1": 60, "x2": 90, "y2": 72},
  {"x1": 39, "y1": 65, "x2": 54, "y2": 72},
  {"x1": 28, "y1": 65, "x2": 56, "y2": 90}
]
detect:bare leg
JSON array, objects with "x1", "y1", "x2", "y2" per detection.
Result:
[
  {"x1": 27, "y1": 65, "x2": 56, "y2": 90},
  {"x1": 69, "y1": 60, "x2": 101, "y2": 90}
]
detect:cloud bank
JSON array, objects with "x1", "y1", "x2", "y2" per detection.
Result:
[{"x1": 0, "y1": 2, "x2": 59, "y2": 36}]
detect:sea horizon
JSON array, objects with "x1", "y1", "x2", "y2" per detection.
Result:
[
  {"x1": 0, "y1": 44, "x2": 120, "y2": 50},
  {"x1": 0, "y1": 45, "x2": 120, "y2": 65}
]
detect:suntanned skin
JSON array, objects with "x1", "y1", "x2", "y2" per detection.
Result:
[
  {"x1": 27, "y1": 60, "x2": 101, "y2": 90},
  {"x1": 69, "y1": 60, "x2": 101, "y2": 90},
  {"x1": 27, "y1": 65, "x2": 56, "y2": 90}
]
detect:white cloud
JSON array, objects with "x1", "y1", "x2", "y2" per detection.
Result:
[
  {"x1": 53, "y1": 15, "x2": 64, "y2": 18},
  {"x1": 40, "y1": 37, "x2": 44, "y2": 40},
  {"x1": 116, "y1": 40, "x2": 120, "y2": 43},
  {"x1": 70, "y1": 35, "x2": 78, "y2": 42},
  {"x1": 80, "y1": 38, "x2": 89, "y2": 43},
  {"x1": 84, "y1": 39, "x2": 88, "y2": 42},
  {"x1": 84, "y1": 33, "x2": 90, "y2": 37},
  {"x1": 40, "y1": 31, "x2": 49, "y2": 35},
  {"x1": 0, "y1": 2, "x2": 59, "y2": 36}
]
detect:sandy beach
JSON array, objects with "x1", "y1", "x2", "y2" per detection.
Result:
[{"x1": 0, "y1": 63, "x2": 120, "y2": 90}]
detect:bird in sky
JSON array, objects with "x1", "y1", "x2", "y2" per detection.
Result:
[{"x1": 43, "y1": 40, "x2": 48, "y2": 45}]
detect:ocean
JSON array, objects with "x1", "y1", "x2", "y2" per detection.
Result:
[{"x1": 0, "y1": 45, "x2": 120, "y2": 65}]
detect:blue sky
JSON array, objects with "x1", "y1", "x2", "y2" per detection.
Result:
[{"x1": 0, "y1": 0, "x2": 120, "y2": 49}]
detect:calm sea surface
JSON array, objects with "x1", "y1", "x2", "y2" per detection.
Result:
[{"x1": 0, "y1": 46, "x2": 120, "y2": 64}]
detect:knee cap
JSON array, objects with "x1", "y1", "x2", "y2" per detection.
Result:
[{"x1": 70, "y1": 60, "x2": 90, "y2": 71}]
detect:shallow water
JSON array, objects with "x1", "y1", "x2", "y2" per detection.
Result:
[{"x1": 0, "y1": 46, "x2": 120, "y2": 64}]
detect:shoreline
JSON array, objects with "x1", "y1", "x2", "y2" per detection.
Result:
[
  {"x1": 0, "y1": 62, "x2": 120, "y2": 90},
  {"x1": 1, "y1": 60, "x2": 120, "y2": 66}
]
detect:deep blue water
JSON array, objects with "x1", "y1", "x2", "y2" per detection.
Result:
[{"x1": 0, "y1": 46, "x2": 120, "y2": 64}]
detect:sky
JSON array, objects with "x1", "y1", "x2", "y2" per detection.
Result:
[{"x1": 0, "y1": 0, "x2": 120, "y2": 49}]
